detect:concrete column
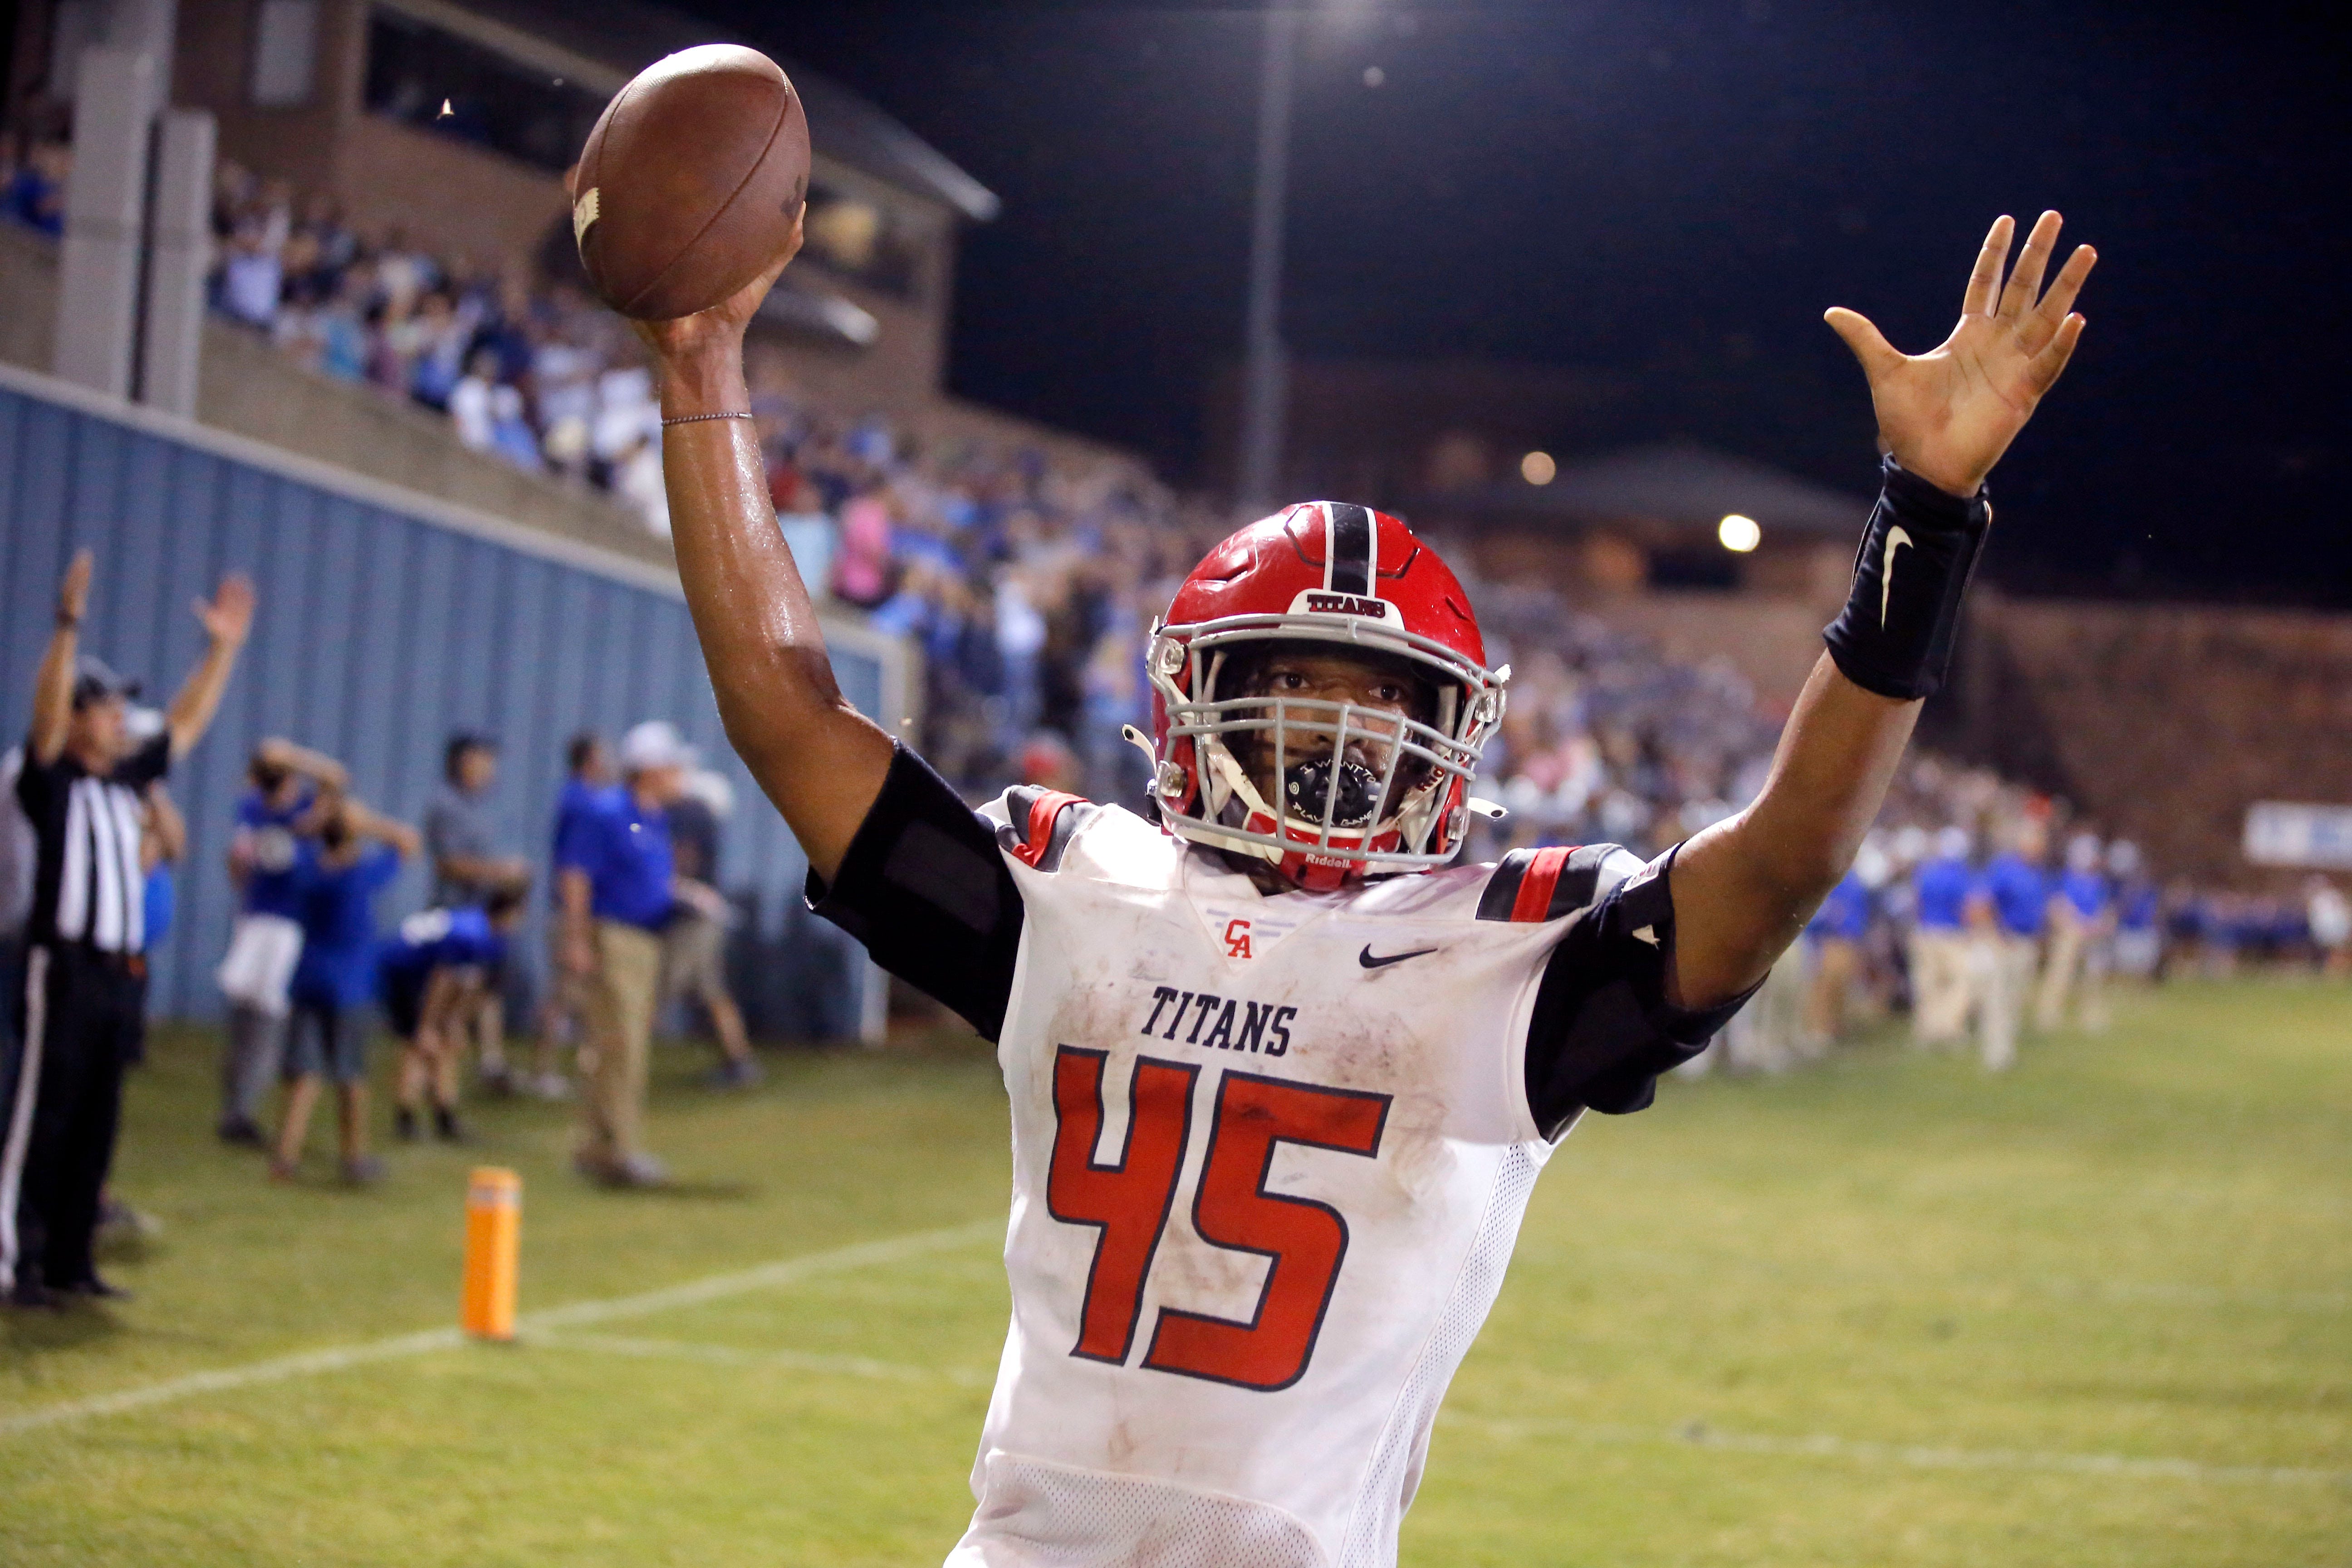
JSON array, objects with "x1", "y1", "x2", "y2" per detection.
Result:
[
  {"x1": 140, "y1": 109, "x2": 215, "y2": 416},
  {"x1": 52, "y1": 47, "x2": 155, "y2": 398},
  {"x1": 102, "y1": 0, "x2": 179, "y2": 117}
]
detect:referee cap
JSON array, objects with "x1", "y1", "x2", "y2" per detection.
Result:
[{"x1": 70, "y1": 654, "x2": 141, "y2": 709}]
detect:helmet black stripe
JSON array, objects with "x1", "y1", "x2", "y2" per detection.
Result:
[{"x1": 1328, "y1": 503, "x2": 1373, "y2": 597}]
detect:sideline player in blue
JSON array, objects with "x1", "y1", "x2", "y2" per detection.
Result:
[
  {"x1": 1909, "y1": 826, "x2": 1977, "y2": 1044},
  {"x1": 271, "y1": 794, "x2": 418, "y2": 1184},
  {"x1": 382, "y1": 888, "x2": 526, "y2": 1145},
  {"x1": 1975, "y1": 821, "x2": 2048, "y2": 1070},
  {"x1": 2037, "y1": 831, "x2": 2112, "y2": 1031},
  {"x1": 1803, "y1": 867, "x2": 1873, "y2": 1043}
]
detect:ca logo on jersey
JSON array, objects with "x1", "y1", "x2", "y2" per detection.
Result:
[{"x1": 1223, "y1": 919, "x2": 1253, "y2": 959}]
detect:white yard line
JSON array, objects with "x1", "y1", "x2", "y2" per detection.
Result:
[
  {"x1": 1448, "y1": 1413, "x2": 2352, "y2": 1487},
  {"x1": 527, "y1": 1330, "x2": 994, "y2": 1387},
  {"x1": 0, "y1": 1218, "x2": 1000, "y2": 1440},
  {"x1": 522, "y1": 1329, "x2": 2351, "y2": 1492}
]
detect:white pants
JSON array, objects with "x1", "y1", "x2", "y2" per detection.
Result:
[{"x1": 217, "y1": 913, "x2": 304, "y2": 1018}]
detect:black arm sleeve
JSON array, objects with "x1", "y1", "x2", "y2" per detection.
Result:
[
  {"x1": 805, "y1": 744, "x2": 1026, "y2": 1040},
  {"x1": 1522, "y1": 846, "x2": 1756, "y2": 1137}
]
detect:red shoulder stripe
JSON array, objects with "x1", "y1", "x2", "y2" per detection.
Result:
[
  {"x1": 1508, "y1": 845, "x2": 1573, "y2": 922},
  {"x1": 1011, "y1": 790, "x2": 1088, "y2": 869}
]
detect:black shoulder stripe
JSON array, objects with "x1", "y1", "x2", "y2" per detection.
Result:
[
  {"x1": 1476, "y1": 849, "x2": 1535, "y2": 921},
  {"x1": 1546, "y1": 844, "x2": 1622, "y2": 919}
]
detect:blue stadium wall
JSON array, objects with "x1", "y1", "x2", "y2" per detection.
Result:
[{"x1": 0, "y1": 363, "x2": 904, "y2": 1040}]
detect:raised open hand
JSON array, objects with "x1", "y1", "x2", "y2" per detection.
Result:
[
  {"x1": 1826, "y1": 211, "x2": 2095, "y2": 497},
  {"x1": 58, "y1": 548, "x2": 93, "y2": 623},
  {"x1": 196, "y1": 572, "x2": 256, "y2": 647}
]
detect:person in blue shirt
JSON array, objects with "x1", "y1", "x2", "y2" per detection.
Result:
[
  {"x1": 270, "y1": 795, "x2": 417, "y2": 1185},
  {"x1": 529, "y1": 732, "x2": 612, "y2": 1101},
  {"x1": 1803, "y1": 865, "x2": 1873, "y2": 1043},
  {"x1": 1970, "y1": 819, "x2": 2048, "y2": 1071},
  {"x1": 2107, "y1": 838, "x2": 2162, "y2": 982},
  {"x1": 215, "y1": 739, "x2": 348, "y2": 1146},
  {"x1": 2036, "y1": 831, "x2": 2113, "y2": 1033},
  {"x1": 557, "y1": 721, "x2": 691, "y2": 1188},
  {"x1": 1908, "y1": 825, "x2": 1977, "y2": 1046},
  {"x1": 385, "y1": 888, "x2": 528, "y2": 1145}
]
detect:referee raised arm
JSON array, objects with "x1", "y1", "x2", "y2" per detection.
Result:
[{"x1": 3, "y1": 550, "x2": 253, "y2": 1307}]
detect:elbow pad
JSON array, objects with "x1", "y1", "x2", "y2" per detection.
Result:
[{"x1": 1822, "y1": 458, "x2": 1992, "y2": 701}]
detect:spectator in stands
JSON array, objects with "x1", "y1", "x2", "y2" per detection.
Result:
[
  {"x1": 217, "y1": 215, "x2": 285, "y2": 329},
  {"x1": 1909, "y1": 826, "x2": 1978, "y2": 1045},
  {"x1": 424, "y1": 733, "x2": 531, "y2": 1096},
  {"x1": 216, "y1": 739, "x2": 349, "y2": 1147},
  {"x1": 2037, "y1": 832, "x2": 2113, "y2": 1032},
  {"x1": 448, "y1": 351, "x2": 502, "y2": 455},
  {"x1": 1, "y1": 135, "x2": 68, "y2": 235},
  {"x1": 272, "y1": 793, "x2": 418, "y2": 1184},
  {"x1": 664, "y1": 768, "x2": 759, "y2": 1089},
  {"x1": 772, "y1": 471, "x2": 838, "y2": 598},
  {"x1": 831, "y1": 485, "x2": 895, "y2": 608},
  {"x1": 558, "y1": 721, "x2": 692, "y2": 1188}
]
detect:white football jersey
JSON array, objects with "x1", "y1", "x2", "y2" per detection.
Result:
[{"x1": 946, "y1": 795, "x2": 1651, "y2": 1568}]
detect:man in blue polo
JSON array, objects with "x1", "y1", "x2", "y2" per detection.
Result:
[
  {"x1": 1974, "y1": 818, "x2": 2049, "y2": 1072},
  {"x1": 1909, "y1": 825, "x2": 1978, "y2": 1045},
  {"x1": 556, "y1": 721, "x2": 691, "y2": 1188}
]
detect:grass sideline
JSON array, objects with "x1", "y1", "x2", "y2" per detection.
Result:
[{"x1": 1, "y1": 980, "x2": 2346, "y2": 1565}]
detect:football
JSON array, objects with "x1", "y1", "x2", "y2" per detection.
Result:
[{"x1": 571, "y1": 44, "x2": 810, "y2": 321}]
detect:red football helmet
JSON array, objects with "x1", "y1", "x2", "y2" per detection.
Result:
[{"x1": 1143, "y1": 501, "x2": 1507, "y2": 891}]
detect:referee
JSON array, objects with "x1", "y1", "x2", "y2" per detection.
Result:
[{"x1": 2, "y1": 550, "x2": 252, "y2": 1307}]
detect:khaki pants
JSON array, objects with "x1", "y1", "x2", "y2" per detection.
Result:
[
  {"x1": 578, "y1": 921, "x2": 664, "y2": 1169},
  {"x1": 2035, "y1": 914, "x2": 2091, "y2": 1032},
  {"x1": 1909, "y1": 929, "x2": 1975, "y2": 1045},
  {"x1": 1976, "y1": 932, "x2": 2038, "y2": 1072},
  {"x1": 1804, "y1": 937, "x2": 1864, "y2": 1044}
]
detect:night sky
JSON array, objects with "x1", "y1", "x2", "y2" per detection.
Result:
[{"x1": 684, "y1": 2, "x2": 2347, "y2": 604}]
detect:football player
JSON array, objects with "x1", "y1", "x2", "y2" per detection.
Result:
[{"x1": 632, "y1": 209, "x2": 2092, "y2": 1565}]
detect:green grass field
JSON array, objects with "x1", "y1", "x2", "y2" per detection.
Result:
[{"x1": 2, "y1": 979, "x2": 2346, "y2": 1566}]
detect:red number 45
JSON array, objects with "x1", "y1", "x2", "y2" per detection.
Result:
[{"x1": 1047, "y1": 1046, "x2": 1391, "y2": 1392}]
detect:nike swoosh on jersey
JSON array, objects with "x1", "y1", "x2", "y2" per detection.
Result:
[
  {"x1": 1358, "y1": 945, "x2": 1438, "y2": 969},
  {"x1": 1880, "y1": 524, "x2": 1913, "y2": 628}
]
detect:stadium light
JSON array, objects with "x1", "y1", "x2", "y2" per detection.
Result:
[
  {"x1": 1520, "y1": 451, "x2": 1556, "y2": 485},
  {"x1": 1719, "y1": 514, "x2": 1762, "y2": 552}
]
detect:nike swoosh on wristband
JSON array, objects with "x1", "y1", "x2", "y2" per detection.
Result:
[
  {"x1": 1880, "y1": 525, "x2": 1913, "y2": 628},
  {"x1": 1359, "y1": 945, "x2": 1438, "y2": 969}
]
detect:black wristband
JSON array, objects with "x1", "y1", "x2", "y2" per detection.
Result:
[{"x1": 1821, "y1": 457, "x2": 1991, "y2": 701}]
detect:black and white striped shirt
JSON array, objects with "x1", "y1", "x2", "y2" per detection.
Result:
[{"x1": 14, "y1": 732, "x2": 170, "y2": 953}]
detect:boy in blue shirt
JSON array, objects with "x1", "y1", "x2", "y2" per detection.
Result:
[
  {"x1": 384, "y1": 887, "x2": 528, "y2": 1144},
  {"x1": 215, "y1": 739, "x2": 347, "y2": 1145},
  {"x1": 270, "y1": 794, "x2": 418, "y2": 1184}
]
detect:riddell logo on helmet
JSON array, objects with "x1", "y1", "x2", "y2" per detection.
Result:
[{"x1": 1297, "y1": 591, "x2": 1390, "y2": 618}]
